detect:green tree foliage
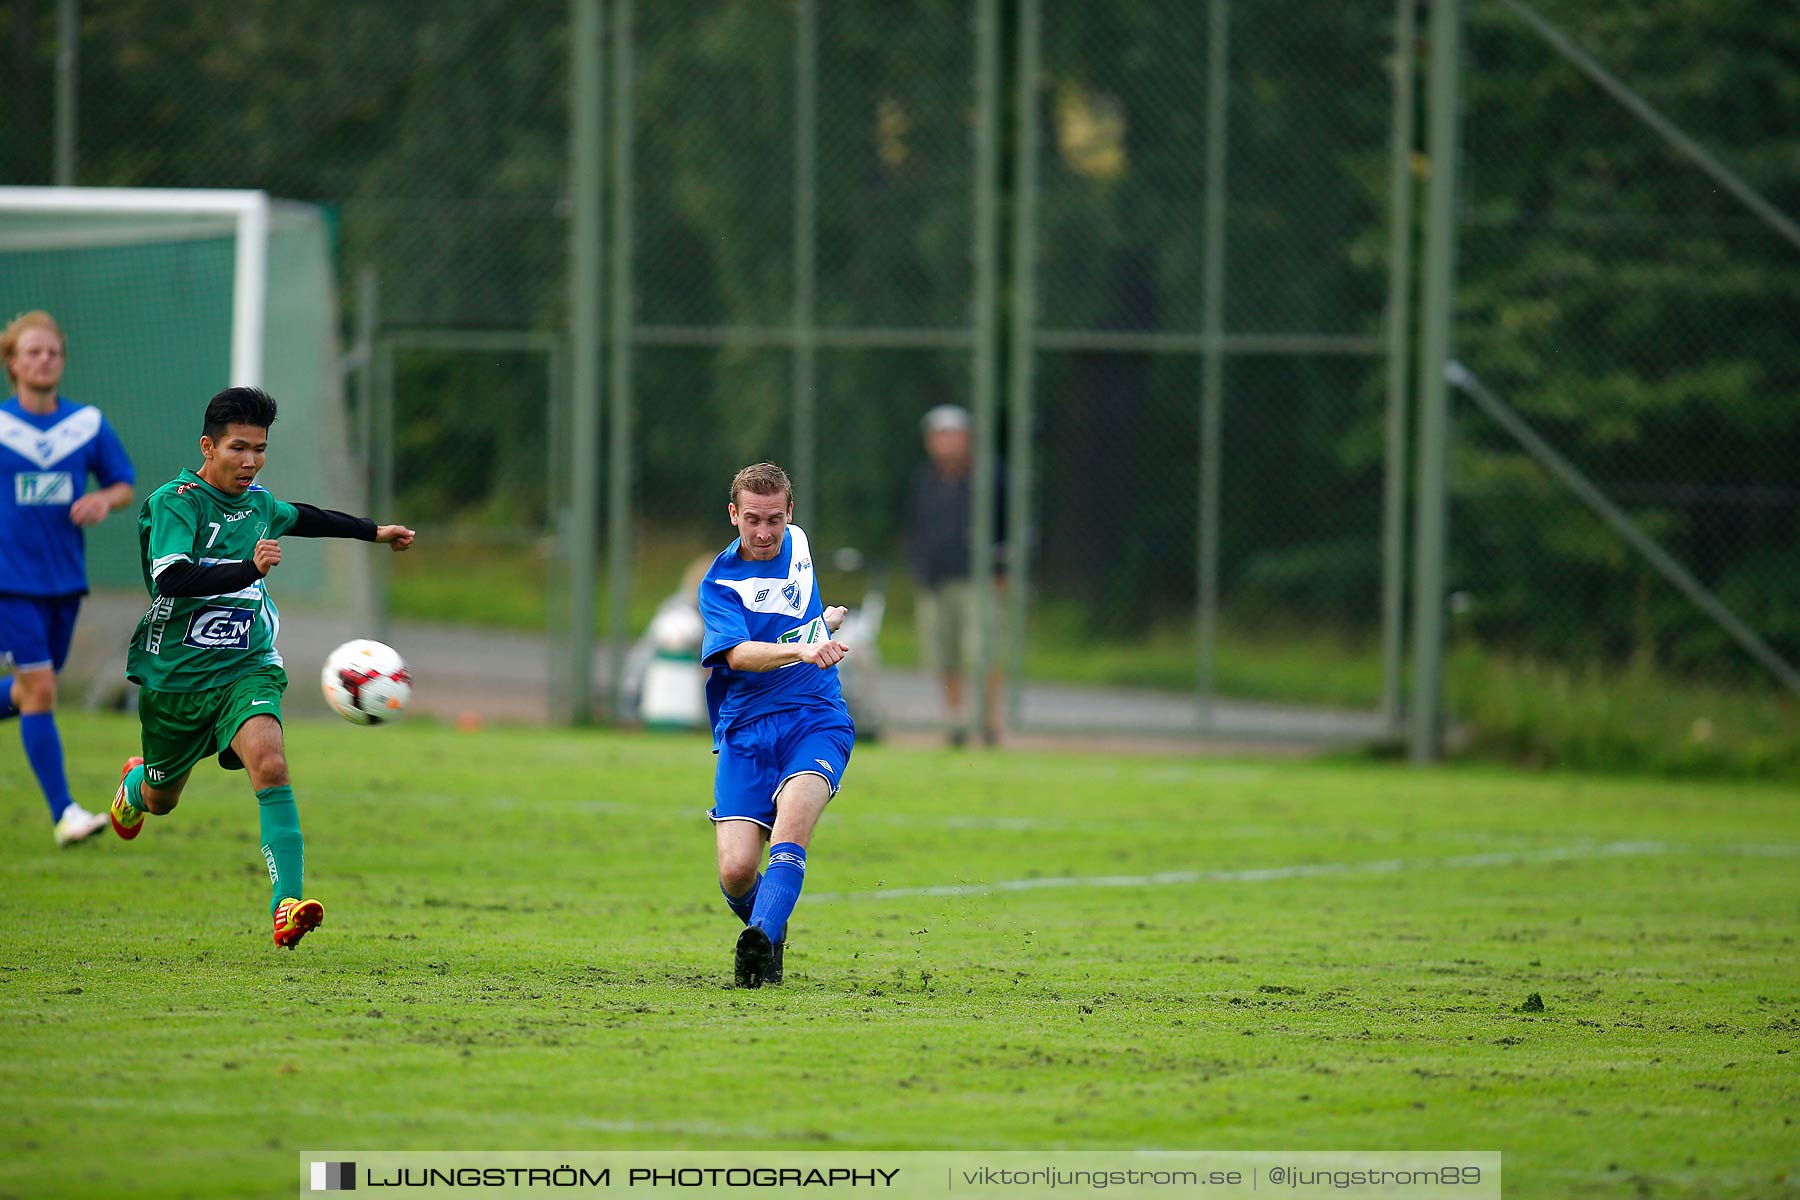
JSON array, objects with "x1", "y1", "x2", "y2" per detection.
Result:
[
  {"x1": 1454, "y1": 0, "x2": 1800, "y2": 673},
  {"x1": 5, "y1": 0, "x2": 1794, "y2": 676}
]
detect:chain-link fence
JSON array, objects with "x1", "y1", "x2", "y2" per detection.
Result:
[
  {"x1": 580, "y1": 0, "x2": 1407, "y2": 741},
  {"x1": 1443, "y1": 0, "x2": 1800, "y2": 767},
  {"x1": 1015, "y1": 0, "x2": 1402, "y2": 743},
  {"x1": 6, "y1": 0, "x2": 574, "y2": 709},
  {"x1": 7, "y1": 0, "x2": 1795, "y2": 758}
]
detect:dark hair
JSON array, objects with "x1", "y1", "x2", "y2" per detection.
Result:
[{"x1": 202, "y1": 386, "x2": 279, "y2": 441}]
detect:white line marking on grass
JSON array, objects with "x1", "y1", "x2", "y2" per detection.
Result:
[
  {"x1": 62, "y1": 1097, "x2": 782, "y2": 1141},
  {"x1": 1725, "y1": 842, "x2": 1800, "y2": 858},
  {"x1": 813, "y1": 840, "x2": 1680, "y2": 903}
]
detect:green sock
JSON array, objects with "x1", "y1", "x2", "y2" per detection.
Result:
[
  {"x1": 121, "y1": 764, "x2": 147, "y2": 814},
  {"x1": 256, "y1": 785, "x2": 304, "y2": 916}
]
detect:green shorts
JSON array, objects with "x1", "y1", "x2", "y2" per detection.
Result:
[{"x1": 138, "y1": 664, "x2": 288, "y2": 787}]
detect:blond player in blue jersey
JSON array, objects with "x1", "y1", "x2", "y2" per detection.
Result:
[
  {"x1": 698, "y1": 462, "x2": 855, "y2": 987},
  {"x1": 1, "y1": 311, "x2": 136, "y2": 845}
]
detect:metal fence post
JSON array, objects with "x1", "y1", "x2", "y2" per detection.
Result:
[
  {"x1": 969, "y1": 0, "x2": 1002, "y2": 744},
  {"x1": 54, "y1": 0, "x2": 79, "y2": 185},
  {"x1": 1407, "y1": 0, "x2": 1464, "y2": 764},
  {"x1": 792, "y1": 0, "x2": 818, "y2": 522},
  {"x1": 352, "y1": 268, "x2": 381, "y2": 633},
  {"x1": 605, "y1": 0, "x2": 636, "y2": 723},
  {"x1": 371, "y1": 339, "x2": 396, "y2": 643},
  {"x1": 566, "y1": 0, "x2": 605, "y2": 725},
  {"x1": 1005, "y1": 0, "x2": 1043, "y2": 732},
  {"x1": 1380, "y1": 0, "x2": 1419, "y2": 733},
  {"x1": 1196, "y1": 0, "x2": 1230, "y2": 729},
  {"x1": 545, "y1": 331, "x2": 575, "y2": 721}
]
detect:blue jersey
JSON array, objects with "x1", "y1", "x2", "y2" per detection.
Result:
[
  {"x1": 699, "y1": 523, "x2": 848, "y2": 743},
  {"x1": 0, "y1": 397, "x2": 135, "y2": 597}
]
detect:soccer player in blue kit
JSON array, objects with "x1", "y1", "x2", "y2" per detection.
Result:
[
  {"x1": 699, "y1": 462, "x2": 854, "y2": 988},
  {"x1": 1, "y1": 311, "x2": 136, "y2": 846}
]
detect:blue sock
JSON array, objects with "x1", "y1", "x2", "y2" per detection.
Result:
[
  {"x1": 749, "y1": 842, "x2": 805, "y2": 944},
  {"x1": 0, "y1": 676, "x2": 15, "y2": 720},
  {"x1": 722, "y1": 872, "x2": 761, "y2": 925},
  {"x1": 20, "y1": 712, "x2": 73, "y2": 821}
]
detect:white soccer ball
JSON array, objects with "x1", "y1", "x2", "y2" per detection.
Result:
[{"x1": 321, "y1": 639, "x2": 412, "y2": 725}]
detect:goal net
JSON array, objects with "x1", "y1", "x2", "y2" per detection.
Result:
[{"x1": 0, "y1": 187, "x2": 360, "y2": 607}]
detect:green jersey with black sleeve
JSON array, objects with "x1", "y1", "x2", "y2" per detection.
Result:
[{"x1": 127, "y1": 469, "x2": 301, "y2": 694}]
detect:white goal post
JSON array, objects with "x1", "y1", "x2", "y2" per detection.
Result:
[
  {"x1": 0, "y1": 185, "x2": 357, "y2": 613},
  {"x1": 0, "y1": 186, "x2": 268, "y2": 386}
]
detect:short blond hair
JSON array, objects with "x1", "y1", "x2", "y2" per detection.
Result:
[
  {"x1": 1, "y1": 311, "x2": 66, "y2": 386},
  {"x1": 730, "y1": 461, "x2": 793, "y2": 507}
]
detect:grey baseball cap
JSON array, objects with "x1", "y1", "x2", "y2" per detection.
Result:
[{"x1": 921, "y1": 404, "x2": 972, "y2": 434}]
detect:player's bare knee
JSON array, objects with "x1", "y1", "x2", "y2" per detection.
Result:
[
  {"x1": 12, "y1": 670, "x2": 55, "y2": 713},
  {"x1": 719, "y1": 859, "x2": 760, "y2": 897},
  {"x1": 718, "y1": 844, "x2": 764, "y2": 896},
  {"x1": 248, "y1": 751, "x2": 289, "y2": 790},
  {"x1": 144, "y1": 792, "x2": 178, "y2": 815}
]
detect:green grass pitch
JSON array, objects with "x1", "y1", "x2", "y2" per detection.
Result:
[{"x1": 3, "y1": 713, "x2": 1796, "y2": 1198}]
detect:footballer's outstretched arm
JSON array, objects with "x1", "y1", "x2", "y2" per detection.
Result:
[
  {"x1": 286, "y1": 502, "x2": 415, "y2": 551},
  {"x1": 723, "y1": 635, "x2": 850, "y2": 673},
  {"x1": 287, "y1": 503, "x2": 374, "y2": 540}
]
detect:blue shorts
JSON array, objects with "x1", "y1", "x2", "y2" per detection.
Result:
[
  {"x1": 709, "y1": 706, "x2": 855, "y2": 829},
  {"x1": 0, "y1": 594, "x2": 82, "y2": 674}
]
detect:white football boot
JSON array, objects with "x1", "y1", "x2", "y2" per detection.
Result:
[{"x1": 54, "y1": 802, "x2": 110, "y2": 847}]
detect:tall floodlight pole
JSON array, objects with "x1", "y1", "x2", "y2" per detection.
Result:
[
  {"x1": 1407, "y1": 0, "x2": 1464, "y2": 763},
  {"x1": 566, "y1": 0, "x2": 605, "y2": 724}
]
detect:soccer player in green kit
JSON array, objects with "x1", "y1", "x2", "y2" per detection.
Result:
[{"x1": 108, "y1": 386, "x2": 416, "y2": 949}]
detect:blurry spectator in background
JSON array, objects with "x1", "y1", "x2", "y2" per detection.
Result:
[
  {"x1": 1, "y1": 310, "x2": 136, "y2": 845},
  {"x1": 906, "y1": 403, "x2": 1004, "y2": 747}
]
